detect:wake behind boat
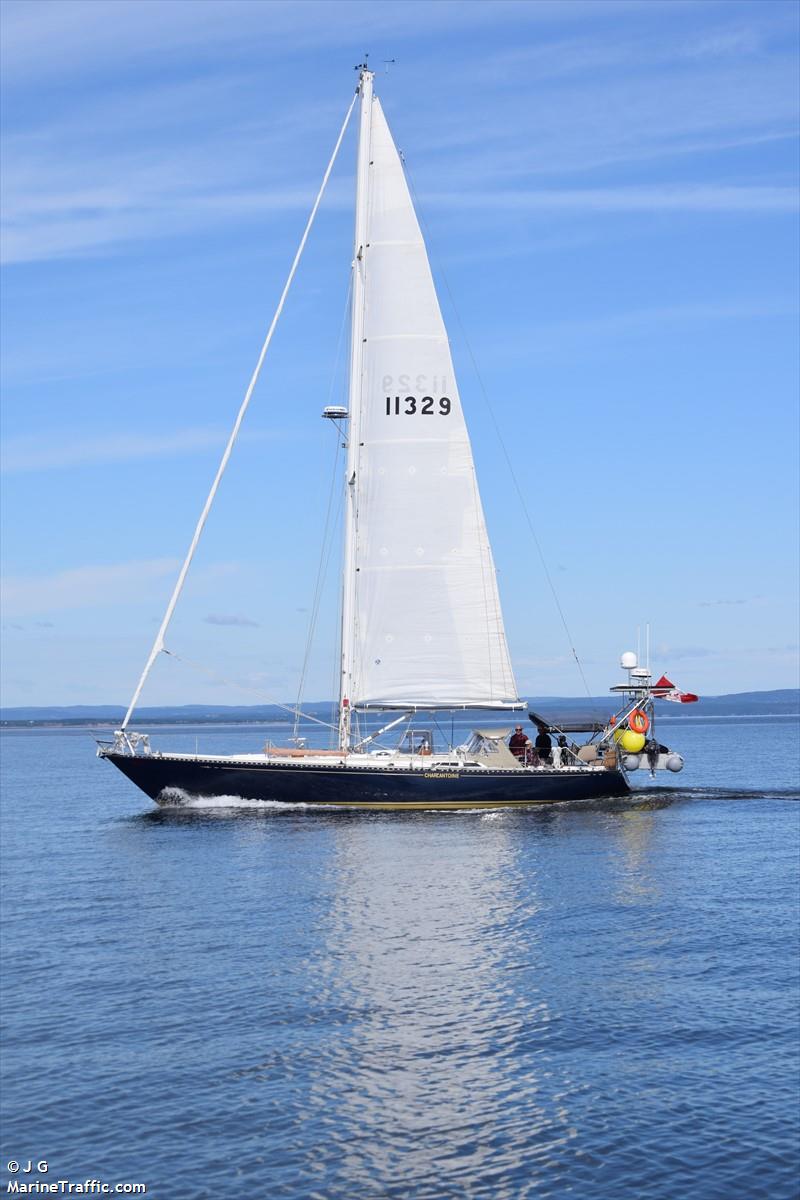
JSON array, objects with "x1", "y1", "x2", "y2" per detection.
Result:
[{"x1": 98, "y1": 68, "x2": 691, "y2": 810}]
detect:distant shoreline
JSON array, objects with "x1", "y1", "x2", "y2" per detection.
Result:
[
  {"x1": 2, "y1": 713, "x2": 799, "y2": 732},
  {"x1": 2, "y1": 689, "x2": 798, "y2": 728}
]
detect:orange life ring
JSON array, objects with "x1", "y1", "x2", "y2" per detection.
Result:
[{"x1": 629, "y1": 709, "x2": 649, "y2": 735}]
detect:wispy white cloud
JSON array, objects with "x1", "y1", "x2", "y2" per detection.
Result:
[
  {"x1": 2, "y1": 3, "x2": 796, "y2": 264},
  {"x1": 681, "y1": 26, "x2": 769, "y2": 61},
  {"x1": 472, "y1": 18, "x2": 788, "y2": 84},
  {"x1": 475, "y1": 297, "x2": 798, "y2": 362},
  {"x1": 1, "y1": 620, "x2": 57, "y2": 631},
  {"x1": 426, "y1": 184, "x2": 799, "y2": 214},
  {"x1": 656, "y1": 644, "x2": 717, "y2": 661},
  {"x1": 0, "y1": 558, "x2": 181, "y2": 617},
  {"x1": 0, "y1": 130, "x2": 347, "y2": 264},
  {"x1": 698, "y1": 598, "x2": 751, "y2": 608},
  {"x1": 2, "y1": 429, "x2": 223, "y2": 472},
  {"x1": 204, "y1": 613, "x2": 260, "y2": 628},
  {"x1": 1, "y1": 428, "x2": 281, "y2": 473},
  {"x1": 6, "y1": 170, "x2": 791, "y2": 265},
  {"x1": 545, "y1": 296, "x2": 798, "y2": 331},
  {"x1": 655, "y1": 642, "x2": 800, "y2": 663},
  {"x1": 409, "y1": 32, "x2": 799, "y2": 180},
  {"x1": 0, "y1": 0, "x2": 643, "y2": 85}
]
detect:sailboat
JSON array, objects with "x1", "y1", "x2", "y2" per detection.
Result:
[{"x1": 98, "y1": 68, "x2": 688, "y2": 809}]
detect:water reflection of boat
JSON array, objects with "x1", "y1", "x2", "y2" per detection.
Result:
[{"x1": 308, "y1": 816, "x2": 571, "y2": 1185}]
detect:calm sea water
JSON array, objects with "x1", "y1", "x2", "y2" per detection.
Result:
[{"x1": 1, "y1": 716, "x2": 798, "y2": 1200}]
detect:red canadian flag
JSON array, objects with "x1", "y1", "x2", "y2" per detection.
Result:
[{"x1": 652, "y1": 675, "x2": 699, "y2": 704}]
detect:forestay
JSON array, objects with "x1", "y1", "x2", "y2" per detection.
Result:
[{"x1": 344, "y1": 92, "x2": 520, "y2": 710}]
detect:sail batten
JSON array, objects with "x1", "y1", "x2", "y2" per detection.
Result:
[{"x1": 341, "y1": 85, "x2": 520, "y2": 717}]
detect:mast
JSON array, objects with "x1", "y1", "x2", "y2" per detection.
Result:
[{"x1": 339, "y1": 66, "x2": 373, "y2": 751}]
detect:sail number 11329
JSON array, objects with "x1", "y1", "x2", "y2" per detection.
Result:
[{"x1": 385, "y1": 395, "x2": 451, "y2": 416}]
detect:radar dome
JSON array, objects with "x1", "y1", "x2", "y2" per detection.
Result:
[{"x1": 620, "y1": 651, "x2": 637, "y2": 669}]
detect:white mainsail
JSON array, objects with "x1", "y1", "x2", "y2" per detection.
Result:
[{"x1": 341, "y1": 75, "x2": 520, "y2": 713}]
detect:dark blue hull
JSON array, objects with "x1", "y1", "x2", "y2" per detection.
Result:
[{"x1": 103, "y1": 753, "x2": 629, "y2": 809}]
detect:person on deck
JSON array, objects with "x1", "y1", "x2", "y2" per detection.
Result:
[
  {"x1": 509, "y1": 726, "x2": 532, "y2": 763},
  {"x1": 535, "y1": 723, "x2": 552, "y2": 764}
]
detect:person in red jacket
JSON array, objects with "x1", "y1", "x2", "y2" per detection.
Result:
[{"x1": 509, "y1": 725, "x2": 532, "y2": 763}]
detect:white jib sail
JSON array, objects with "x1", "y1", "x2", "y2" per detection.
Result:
[{"x1": 343, "y1": 89, "x2": 520, "y2": 710}]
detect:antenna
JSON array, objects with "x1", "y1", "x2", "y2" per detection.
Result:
[
  {"x1": 383, "y1": 58, "x2": 396, "y2": 74},
  {"x1": 354, "y1": 54, "x2": 370, "y2": 72}
]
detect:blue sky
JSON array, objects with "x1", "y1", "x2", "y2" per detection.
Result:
[{"x1": 1, "y1": 0, "x2": 798, "y2": 709}]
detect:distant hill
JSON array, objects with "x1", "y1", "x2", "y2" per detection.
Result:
[
  {"x1": 532, "y1": 690, "x2": 800, "y2": 720},
  {"x1": 685, "y1": 689, "x2": 800, "y2": 716},
  {"x1": 1, "y1": 690, "x2": 797, "y2": 727},
  {"x1": 0, "y1": 704, "x2": 302, "y2": 726}
]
